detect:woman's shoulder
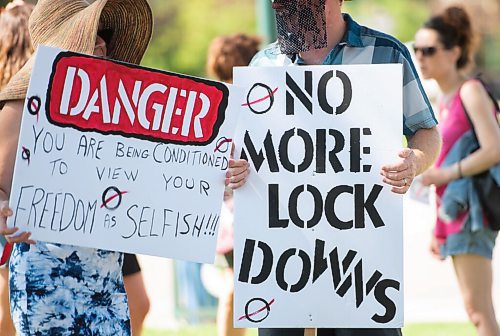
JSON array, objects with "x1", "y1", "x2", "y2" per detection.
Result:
[
  {"x1": 459, "y1": 79, "x2": 485, "y2": 98},
  {"x1": 458, "y1": 78, "x2": 496, "y2": 115}
]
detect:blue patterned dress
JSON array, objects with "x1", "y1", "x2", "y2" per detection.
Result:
[{"x1": 9, "y1": 242, "x2": 130, "y2": 335}]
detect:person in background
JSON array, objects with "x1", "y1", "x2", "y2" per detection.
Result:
[
  {"x1": 123, "y1": 253, "x2": 150, "y2": 336},
  {"x1": 251, "y1": 0, "x2": 441, "y2": 335},
  {"x1": 0, "y1": 1, "x2": 33, "y2": 335},
  {"x1": 416, "y1": 6, "x2": 500, "y2": 336},
  {"x1": 206, "y1": 32, "x2": 262, "y2": 336}
]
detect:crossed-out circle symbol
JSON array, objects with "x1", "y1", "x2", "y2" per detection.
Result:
[
  {"x1": 27, "y1": 96, "x2": 41, "y2": 116},
  {"x1": 214, "y1": 137, "x2": 231, "y2": 153},
  {"x1": 244, "y1": 83, "x2": 276, "y2": 114},
  {"x1": 241, "y1": 297, "x2": 275, "y2": 323},
  {"x1": 101, "y1": 186, "x2": 125, "y2": 210}
]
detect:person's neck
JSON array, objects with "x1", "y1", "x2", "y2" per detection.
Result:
[
  {"x1": 299, "y1": 11, "x2": 346, "y2": 65},
  {"x1": 436, "y1": 72, "x2": 466, "y2": 100}
]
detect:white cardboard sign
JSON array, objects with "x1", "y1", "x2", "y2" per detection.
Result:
[
  {"x1": 8, "y1": 46, "x2": 240, "y2": 263},
  {"x1": 233, "y1": 64, "x2": 404, "y2": 328}
]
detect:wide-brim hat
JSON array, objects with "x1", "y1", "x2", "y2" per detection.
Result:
[{"x1": 0, "y1": 0, "x2": 153, "y2": 105}]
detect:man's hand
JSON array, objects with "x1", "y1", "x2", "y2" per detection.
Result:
[
  {"x1": 226, "y1": 159, "x2": 250, "y2": 190},
  {"x1": 0, "y1": 200, "x2": 35, "y2": 244},
  {"x1": 380, "y1": 148, "x2": 417, "y2": 194},
  {"x1": 225, "y1": 143, "x2": 250, "y2": 190}
]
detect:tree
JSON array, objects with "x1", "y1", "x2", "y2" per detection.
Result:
[{"x1": 142, "y1": 0, "x2": 257, "y2": 78}]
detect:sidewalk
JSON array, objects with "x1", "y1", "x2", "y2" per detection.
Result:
[
  {"x1": 403, "y1": 196, "x2": 500, "y2": 322},
  {"x1": 139, "y1": 196, "x2": 500, "y2": 329}
]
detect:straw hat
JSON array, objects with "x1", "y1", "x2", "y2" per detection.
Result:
[{"x1": 0, "y1": 0, "x2": 153, "y2": 105}]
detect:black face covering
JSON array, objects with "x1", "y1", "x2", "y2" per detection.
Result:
[{"x1": 272, "y1": 0, "x2": 327, "y2": 54}]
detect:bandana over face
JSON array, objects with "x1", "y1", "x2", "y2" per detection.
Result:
[{"x1": 272, "y1": 0, "x2": 327, "y2": 54}]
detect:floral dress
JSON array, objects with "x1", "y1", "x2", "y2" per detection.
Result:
[{"x1": 9, "y1": 242, "x2": 130, "y2": 335}]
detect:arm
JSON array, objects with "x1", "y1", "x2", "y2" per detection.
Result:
[
  {"x1": 422, "y1": 81, "x2": 500, "y2": 186},
  {"x1": 408, "y1": 126, "x2": 442, "y2": 175},
  {"x1": 381, "y1": 126, "x2": 441, "y2": 194},
  {"x1": 457, "y1": 81, "x2": 500, "y2": 174},
  {"x1": 0, "y1": 100, "x2": 34, "y2": 243}
]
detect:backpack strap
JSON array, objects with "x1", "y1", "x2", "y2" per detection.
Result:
[{"x1": 459, "y1": 78, "x2": 500, "y2": 144}]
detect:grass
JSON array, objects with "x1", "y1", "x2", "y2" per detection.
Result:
[{"x1": 144, "y1": 322, "x2": 476, "y2": 336}]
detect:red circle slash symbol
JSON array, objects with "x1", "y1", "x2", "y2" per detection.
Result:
[
  {"x1": 238, "y1": 298, "x2": 275, "y2": 323},
  {"x1": 214, "y1": 137, "x2": 232, "y2": 153},
  {"x1": 27, "y1": 96, "x2": 41, "y2": 122},
  {"x1": 242, "y1": 83, "x2": 278, "y2": 114},
  {"x1": 21, "y1": 146, "x2": 31, "y2": 165},
  {"x1": 101, "y1": 187, "x2": 128, "y2": 210}
]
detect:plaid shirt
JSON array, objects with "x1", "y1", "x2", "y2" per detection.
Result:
[{"x1": 251, "y1": 14, "x2": 438, "y2": 136}]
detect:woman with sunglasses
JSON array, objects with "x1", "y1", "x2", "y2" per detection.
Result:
[{"x1": 416, "y1": 6, "x2": 500, "y2": 336}]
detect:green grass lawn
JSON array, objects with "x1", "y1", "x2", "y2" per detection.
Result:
[{"x1": 144, "y1": 322, "x2": 476, "y2": 336}]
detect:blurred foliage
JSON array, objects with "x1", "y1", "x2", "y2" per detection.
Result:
[
  {"x1": 142, "y1": 0, "x2": 431, "y2": 77},
  {"x1": 142, "y1": 0, "x2": 256, "y2": 77},
  {"x1": 343, "y1": 0, "x2": 431, "y2": 43},
  {"x1": 3, "y1": 0, "x2": 498, "y2": 89}
]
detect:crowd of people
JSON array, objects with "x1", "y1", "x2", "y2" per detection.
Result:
[{"x1": 0, "y1": 0, "x2": 498, "y2": 335}]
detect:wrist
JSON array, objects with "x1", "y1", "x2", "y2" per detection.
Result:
[
  {"x1": 444, "y1": 166, "x2": 456, "y2": 183},
  {"x1": 457, "y1": 160, "x2": 463, "y2": 178}
]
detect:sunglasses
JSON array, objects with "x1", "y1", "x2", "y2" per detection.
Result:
[{"x1": 412, "y1": 45, "x2": 441, "y2": 57}]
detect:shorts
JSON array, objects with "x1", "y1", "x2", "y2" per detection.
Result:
[
  {"x1": 122, "y1": 253, "x2": 141, "y2": 276},
  {"x1": 259, "y1": 328, "x2": 402, "y2": 336},
  {"x1": 440, "y1": 223, "x2": 497, "y2": 260}
]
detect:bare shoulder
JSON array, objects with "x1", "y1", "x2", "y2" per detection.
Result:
[
  {"x1": 460, "y1": 79, "x2": 485, "y2": 99},
  {"x1": 1, "y1": 100, "x2": 24, "y2": 115},
  {"x1": 0, "y1": 100, "x2": 24, "y2": 120},
  {"x1": 0, "y1": 100, "x2": 24, "y2": 139},
  {"x1": 459, "y1": 79, "x2": 494, "y2": 117},
  {"x1": 460, "y1": 79, "x2": 489, "y2": 103}
]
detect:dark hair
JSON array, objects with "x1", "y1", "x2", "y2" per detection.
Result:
[
  {"x1": 423, "y1": 6, "x2": 477, "y2": 70},
  {"x1": 206, "y1": 33, "x2": 262, "y2": 83}
]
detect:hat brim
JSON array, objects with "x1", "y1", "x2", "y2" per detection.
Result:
[{"x1": 0, "y1": 0, "x2": 153, "y2": 105}]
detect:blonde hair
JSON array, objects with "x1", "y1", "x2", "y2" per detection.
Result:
[
  {"x1": 0, "y1": 2, "x2": 34, "y2": 90},
  {"x1": 206, "y1": 33, "x2": 262, "y2": 83}
]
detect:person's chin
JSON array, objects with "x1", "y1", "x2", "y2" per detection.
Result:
[
  {"x1": 419, "y1": 69, "x2": 431, "y2": 79},
  {"x1": 93, "y1": 48, "x2": 106, "y2": 58}
]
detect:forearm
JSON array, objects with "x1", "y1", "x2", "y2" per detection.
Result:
[
  {"x1": 451, "y1": 148, "x2": 500, "y2": 179},
  {"x1": 407, "y1": 126, "x2": 441, "y2": 175}
]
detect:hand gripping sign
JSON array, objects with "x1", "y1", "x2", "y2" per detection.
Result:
[{"x1": 7, "y1": 46, "x2": 240, "y2": 263}]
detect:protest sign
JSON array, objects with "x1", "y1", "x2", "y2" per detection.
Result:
[
  {"x1": 7, "y1": 45, "x2": 240, "y2": 263},
  {"x1": 233, "y1": 64, "x2": 404, "y2": 328}
]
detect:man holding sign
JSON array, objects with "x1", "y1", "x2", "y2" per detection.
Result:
[
  {"x1": 0, "y1": 0, "x2": 249, "y2": 335},
  {"x1": 235, "y1": 0, "x2": 441, "y2": 336}
]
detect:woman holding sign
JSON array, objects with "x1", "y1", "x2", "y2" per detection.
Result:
[
  {"x1": 417, "y1": 6, "x2": 500, "y2": 336},
  {"x1": 0, "y1": 0, "x2": 153, "y2": 334},
  {"x1": 0, "y1": 0, "x2": 250, "y2": 335}
]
